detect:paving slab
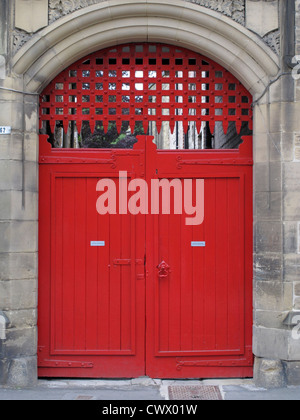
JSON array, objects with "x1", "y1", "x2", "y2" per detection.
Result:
[
  {"x1": 222, "y1": 385, "x2": 300, "y2": 400},
  {"x1": 0, "y1": 379, "x2": 300, "y2": 400}
]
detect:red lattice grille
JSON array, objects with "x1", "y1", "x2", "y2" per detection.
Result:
[{"x1": 40, "y1": 43, "x2": 252, "y2": 139}]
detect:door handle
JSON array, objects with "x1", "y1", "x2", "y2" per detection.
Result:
[{"x1": 157, "y1": 261, "x2": 171, "y2": 280}]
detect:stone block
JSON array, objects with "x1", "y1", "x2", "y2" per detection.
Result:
[
  {"x1": 281, "y1": 102, "x2": 300, "y2": 133},
  {"x1": 288, "y1": 332, "x2": 300, "y2": 360},
  {"x1": 255, "y1": 192, "x2": 282, "y2": 221},
  {"x1": 0, "y1": 133, "x2": 23, "y2": 161},
  {"x1": 253, "y1": 326, "x2": 289, "y2": 360},
  {"x1": 254, "y1": 162, "x2": 282, "y2": 193},
  {"x1": 0, "y1": 160, "x2": 23, "y2": 191},
  {"x1": 253, "y1": 133, "x2": 269, "y2": 164},
  {"x1": 0, "y1": 360, "x2": 8, "y2": 385},
  {"x1": 268, "y1": 132, "x2": 283, "y2": 163},
  {"x1": 295, "y1": 283, "x2": 300, "y2": 296},
  {"x1": 15, "y1": 0, "x2": 48, "y2": 33},
  {"x1": 254, "y1": 253, "x2": 282, "y2": 282},
  {"x1": 254, "y1": 162, "x2": 269, "y2": 192},
  {"x1": 0, "y1": 279, "x2": 37, "y2": 311},
  {"x1": 281, "y1": 132, "x2": 294, "y2": 162},
  {"x1": 24, "y1": 161, "x2": 39, "y2": 193},
  {"x1": 24, "y1": 101, "x2": 39, "y2": 133},
  {"x1": 0, "y1": 221, "x2": 38, "y2": 253},
  {"x1": 270, "y1": 161, "x2": 282, "y2": 192},
  {"x1": 284, "y1": 254, "x2": 300, "y2": 283},
  {"x1": 255, "y1": 281, "x2": 292, "y2": 312},
  {"x1": 283, "y1": 361, "x2": 300, "y2": 386},
  {"x1": 5, "y1": 309, "x2": 37, "y2": 329},
  {"x1": 5, "y1": 326, "x2": 37, "y2": 358},
  {"x1": 284, "y1": 191, "x2": 300, "y2": 220},
  {"x1": 0, "y1": 101, "x2": 24, "y2": 131},
  {"x1": 6, "y1": 357, "x2": 37, "y2": 388},
  {"x1": 246, "y1": 0, "x2": 279, "y2": 37},
  {"x1": 283, "y1": 222, "x2": 298, "y2": 254},
  {"x1": 0, "y1": 252, "x2": 37, "y2": 281},
  {"x1": 255, "y1": 221, "x2": 282, "y2": 253},
  {"x1": 283, "y1": 162, "x2": 300, "y2": 192},
  {"x1": 0, "y1": 191, "x2": 38, "y2": 221},
  {"x1": 0, "y1": 280, "x2": 36, "y2": 312},
  {"x1": 255, "y1": 310, "x2": 287, "y2": 330},
  {"x1": 24, "y1": 133, "x2": 39, "y2": 163},
  {"x1": 253, "y1": 104, "x2": 269, "y2": 135},
  {"x1": 0, "y1": 55, "x2": 5, "y2": 80},
  {"x1": 294, "y1": 297, "x2": 300, "y2": 310},
  {"x1": 0, "y1": 132, "x2": 38, "y2": 162},
  {"x1": 254, "y1": 358, "x2": 286, "y2": 389}
]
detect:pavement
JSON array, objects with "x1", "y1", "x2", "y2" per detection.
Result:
[{"x1": 0, "y1": 378, "x2": 300, "y2": 401}]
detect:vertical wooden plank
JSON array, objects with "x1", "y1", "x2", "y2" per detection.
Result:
[
  {"x1": 215, "y1": 178, "x2": 229, "y2": 351},
  {"x1": 73, "y1": 178, "x2": 87, "y2": 351},
  {"x1": 52, "y1": 176, "x2": 63, "y2": 352},
  {"x1": 192, "y1": 178, "x2": 205, "y2": 351},
  {"x1": 97, "y1": 208, "x2": 110, "y2": 351},
  {"x1": 109, "y1": 177, "x2": 121, "y2": 351},
  {"x1": 227, "y1": 177, "x2": 242, "y2": 351},
  {"x1": 168, "y1": 211, "x2": 181, "y2": 352},
  {"x1": 203, "y1": 178, "x2": 217, "y2": 351},
  {"x1": 61, "y1": 177, "x2": 76, "y2": 351},
  {"x1": 120, "y1": 211, "x2": 132, "y2": 351},
  {"x1": 86, "y1": 177, "x2": 99, "y2": 350},
  {"x1": 158, "y1": 212, "x2": 170, "y2": 352},
  {"x1": 180, "y1": 204, "x2": 193, "y2": 352}
]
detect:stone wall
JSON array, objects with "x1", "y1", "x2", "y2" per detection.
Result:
[{"x1": 1, "y1": 0, "x2": 300, "y2": 388}]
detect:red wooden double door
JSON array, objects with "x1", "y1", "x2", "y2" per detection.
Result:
[{"x1": 38, "y1": 135, "x2": 253, "y2": 379}]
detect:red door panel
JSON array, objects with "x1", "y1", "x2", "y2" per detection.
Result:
[
  {"x1": 38, "y1": 135, "x2": 253, "y2": 379},
  {"x1": 145, "y1": 136, "x2": 253, "y2": 378},
  {"x1": 38, "y1": 136, "x2": 146, "y2": 378}
]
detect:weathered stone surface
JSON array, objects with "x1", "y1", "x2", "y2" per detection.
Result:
[
  {"x1": 254, "y1": 253, "x2": 282, "y2": 282},
  {"x1": 6, "y1": 357, "x2": 37, "y2": 388},
  {"x1": 254, "y1": 358, "x2": 286, "y2": 389},
  {"x1": 255, "y1": 221, "x2": 282, "y2": 253},
  {"x1": 5, "y1": 309, "x2": 37, "y2": 329},
  {"x1": 256, "y1": 192, "x2": 282, "y2": 221},
  {"x1": 0, "y1": 222, "x2": 38, "y2": 253},
  {"x1": 15, "y1": 0, "x2": 48, "y2": 33},
  {"x1": 5, "y1": 327, "x2": 37, "y2": 358},
  {"x1": 245, "y1": 0, "x2": 279, "y2": 37},
  {"x1": 253, "y1": 326, "x2": 289, "y2": 360},
  {"x1": 283, "y1": 361, "x2": 300, "y2": 386},
  {"x1": 0, "y1": 279, "x2": 37, "y2": 311},
  {"x1": 283, "y1": 222, "x2": 299, "y2": 254},
  {"x1": 255, "y1": 281, "x2": 292, "y2": 312},
  {"x1": 0, "y1": 253, "x2": 37, "y2": 281},
  {"x1": 255, "y1": 310, "x2": 287, "y2": 329},
  {"x1": 284, "y1": 254, "x2": 300, "y2": 283}
]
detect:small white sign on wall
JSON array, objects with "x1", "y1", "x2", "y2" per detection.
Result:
[{"x1": 0, "y1": 126, "x2": 11, "y2": 135}]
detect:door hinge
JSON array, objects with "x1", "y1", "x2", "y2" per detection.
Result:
[{"x1": 38, "y1": 359, "x2": 94, "y2": 368}]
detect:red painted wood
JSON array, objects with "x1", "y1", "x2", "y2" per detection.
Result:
[
  {"x1": 38, "y1": 134, "x2": 253, "y2": 378},
  {"x1": 38, "y1": 135, "x2": 146, "y2": 378},
  {"x1": 39, "y1": 43, "x2": 252, "y2": 139},
  {"x1": 145, "y1": 135, "x2": 253, "y2": 378}
]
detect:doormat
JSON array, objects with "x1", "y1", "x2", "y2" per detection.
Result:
[{"x1": 168, "y1": 385, "x2": 223, "y2": 401}]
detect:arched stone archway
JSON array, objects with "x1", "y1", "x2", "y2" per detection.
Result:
[
  {"x1": 3, "y1": 0, "x2": 297, "y2": 388},
  {"x1": 12, "y1": 0, "x2": 279, "y2": 96}
]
